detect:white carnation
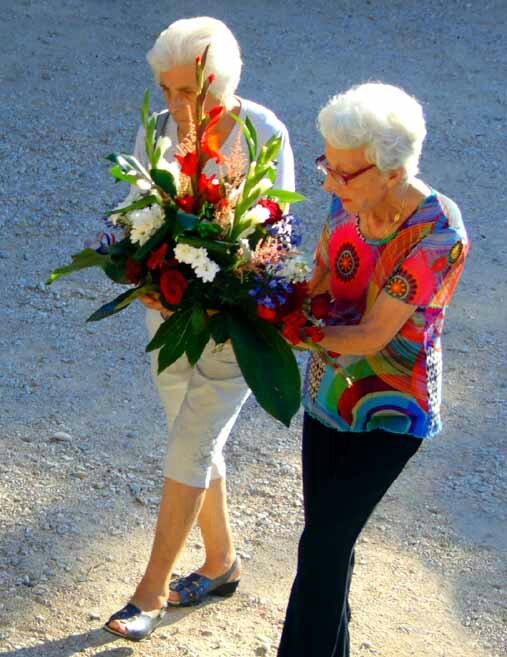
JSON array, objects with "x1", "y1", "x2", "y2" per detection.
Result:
[
  {"x1": 129, "y1": 205, "x2": 165, "y2": 246},
  {"x1": 174, "y1": 243, "x2": 220, "y2": 283},
  {"x1": 194, "y1": 259, "x2": 220, "y2": 283}
]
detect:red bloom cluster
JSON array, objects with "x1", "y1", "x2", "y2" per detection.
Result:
[
  {"x1": 160, "y1": 268, "x2": 188, "y2": 305},
  {"x1": 257, "y1": 198, "x2": 283, "y2": 225}
]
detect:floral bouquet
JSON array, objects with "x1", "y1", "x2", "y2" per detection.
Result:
[{"x1": 47, "y1": 49, "x2": 323, "y2": 426}]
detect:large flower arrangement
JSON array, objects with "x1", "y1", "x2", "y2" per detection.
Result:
[{"x1": 47, "y1": 50, "x2": 321, "y2": 426}]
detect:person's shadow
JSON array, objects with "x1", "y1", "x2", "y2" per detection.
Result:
[{"x1": 1, "y1": 603, "x2": 206, "y2": 656}]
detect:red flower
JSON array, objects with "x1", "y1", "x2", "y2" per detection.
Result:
[
  {"x1": 257, "y1": 304, "x2": 278, "y2": 323},
  {"x1": 283, "y1": 310, "x2": 307, "y2": 328},
  {"x1": 198, "y1": 173, "x2": 223, "y2": 204},
  {"x1": 258, "y1": 198, "x2": 283, "y2": 225},
  {"x1": 159, "y1": 269, "x2": 188, "y2": 306},
  {"x1": 126, "y1": 257, "x2": 144, "y2": 284},
  {"x1": 200, "y1": 106, "x2": 225, "y2": 164},
  {"x1": 282, "y1": 324, "x2": 303, "y2": 345},
  {"x1": 177, "y1": 195, "x2": 197, "y2": 213},
  {"x1": 305, "y1": 326, "x2": 325, "y2": 343},
  {"x1": 310, "y1": 292, "x2": 332, "y2": 319},
  {"x1": 175, "y1": 151, "x2": 200, "y2": 177},
  {"x1": 279, "y1": 282, "x2": 309, "y2": 319},
  {"x1": 147, "y1": 243, "x2": 168, "y2": 270}
]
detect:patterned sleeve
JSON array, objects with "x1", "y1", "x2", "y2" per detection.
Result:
[{"x1": 384, "y1": 225, "x2": 468, "y2": 308}]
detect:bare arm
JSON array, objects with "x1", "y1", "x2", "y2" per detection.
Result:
[{"x1": 318, "y1": 291, "x2": 416, "y2": 355}]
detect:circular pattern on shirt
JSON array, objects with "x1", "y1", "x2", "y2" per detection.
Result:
[
  {"x1": 448, "y1": 240, "x2": 464, "y2": 265},
  {"x1": 335, "y1": 241, "x2": 360, "y2": 282},
  {"x1": 386, "y1": 267, "x2": 418, "y2": 302}
]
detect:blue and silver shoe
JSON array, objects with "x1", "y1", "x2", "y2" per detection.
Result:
[
  {"x1": 168, "y1": 557, "x2": 240, "y2": 606},
  {"x1": 103, "y1": 602, "x2": 168, "y2": 641}
]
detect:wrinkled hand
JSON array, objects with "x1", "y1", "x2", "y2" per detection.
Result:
[{"x1": 139, "y1": 292, "x2": 173, "y2": 319}]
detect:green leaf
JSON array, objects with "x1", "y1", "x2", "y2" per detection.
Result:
[
  {"x1": 109, "y1": 164, "x2": 138, "y2": 185},
  {"x1": 146, "y1": 307, "x2": 192, "y2": 352},
  {"x1": 265, "y1": 189, "x2": 306, "y2": 203},
  {"x1": 257, "y1": 135, "x2": 282, "y2": 166},
  {"x1": 151, "y1": 168, "x2": 177, "y2": 197},
  {"x1": 245, "y1": 116, "x2": 258, "y2": 159},
  {"x1": 103, "y1": 259, "x2": 129, "y2": 284},
  {"x1": 105, "y1": 194, "x2": 159, "y2": 217},
  {"x1": 226, "y1": 313, "x2": 301, "y2": 427},
  {"x1": 176, "y1": 212, "x2": 199, "y2": 231},
  {"x1": 229, "y1": 112, "x2": 256, "y2": 162},
  {"x1": 196, "y1": 222, "x2": 222, "y2": 238},
  {"x1": 46, "y1": 249, "x2": 108, "y2": 284},
  {"x1": 156, "y1": 309, "x2": 194, "y2": 373},
  {"x1": 86, "y1": 288, "x2": 138, "y2": 322},
  {"x1": 141, "y1": 88, "x2": 150, "y2": 128},
  {"x1": 209, "y1": 313, "x2": 229, "y2": 345},
  {"x1": 145, "y1": 114, "x2": 157, "y2": 164},
  {"x1": 177, "y1": 235, "x2": 233, "y2": 256},
  {"x1": 186, "y1": 307, "x2": 211, "y2": 365}
]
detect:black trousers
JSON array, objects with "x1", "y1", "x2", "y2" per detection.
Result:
[{"x1": 277, "y1": 414, "x2": 422, "y2": 657}]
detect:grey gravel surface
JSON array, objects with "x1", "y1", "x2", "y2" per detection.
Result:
[{"x1": 1, "y1": 1, "x2": 506, "y2": 656}]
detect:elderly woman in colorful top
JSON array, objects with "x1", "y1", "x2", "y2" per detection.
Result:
[
  {"x1": 104, "y1": 17, "x2": 295, "y2": 641},
  {"x1": 277, "y1": 83, "x2": 468, "y2": 657}
]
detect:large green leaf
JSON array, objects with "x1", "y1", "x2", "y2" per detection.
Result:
[
  {"x1": 86, "y1": 288, "x2": 137, "y2": 322},
  {"x1": 226, "y1": 313, "x2": 301, "y2": 426},
  {"x1": 105, "y1": 194, "x2": 159, "y2": 217},
  {"x1": 186, "y1": 307, "x2": 211, "y2": 365},
  {"x1": 156, "y1": 309, "x2": 194, "y2": 373},
  {"x1": 265, "y1": 189, "x2": 306, "y2": 203},
  {"x1": 209, "y1": 313, "x2": 229, "y2": 345},
  {"x1": 151, "y1": 168, "x2": 177, "y2": 197},
  {"x1": 109, "y1": 164, "x2": 138, "y2": 185},
  {"x1": 146, "y1": 307, "x2": 192, "y2": 353},
  {"x1": 46, "y1": 249, "x2": 108, "y2": 285}
]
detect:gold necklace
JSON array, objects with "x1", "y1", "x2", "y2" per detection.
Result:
[{"x1": 363, "y1": 197, "x2": 408, "y2": 240}]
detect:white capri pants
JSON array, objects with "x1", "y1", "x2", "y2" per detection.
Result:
[{"x1": 146, "y1": 310, "x2": 250, "y2": 488}]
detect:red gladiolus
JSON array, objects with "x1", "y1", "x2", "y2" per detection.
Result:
[
  {"x1": 258, "y1": 198, "x2": 283, "y2": 225},
  {"x1": 283, "y1": 310, "x2": 307, "y2": 328},
  {"x1": 280, "y1": 281, "x2": 309, "y2": 318},
  {"x1": 310, "y1": 292, "x2": 332, "y2": 319},
  {"x1": 147, "y1": 243, "x2": 168, "y2": 270},
  {"x1": 305, "y1": 326, "x2": 325, "y2": 343},
  {"x1": 159, "y1": 269, "x2": 188, "y2": 306},
  {"x1": 198, "y1": 173, "x2": 223, "y2": 204},
  {"x1": 257, "y1": 304, "x2": 278, "y2": 323},
  {"x1": 200, "y1": 106, "x2": 225, "y2": 164},
  {"x1": 126, "y1": 257, "x2": 143, "y2": 284},
  {"x1": 208, "y1": 73, "x2": 216, "y2": 84},
  {"x1": 177, "y1": 195, "x2": 197, "y2": 213},
  {"x1": 175, "y1": 151, "x2": 200, "y2": 177}
]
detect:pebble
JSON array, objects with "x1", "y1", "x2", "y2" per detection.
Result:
[{"x1": 49, "y1": 431, "x2": 72, "y2": 443}]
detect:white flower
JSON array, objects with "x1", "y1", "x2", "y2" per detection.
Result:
[
  {"x1": 243, "y1": 205, "x2": 271, "y2": 225},
  {"x1": 110, "y1": 188, "x2": 142, "y2": 226},
  {"x1": 239, "y1": 238, "x2": 252, "y2": 261},
  {"x1": 174, "y1": 243, "x2": 220, "y2": 283},
  {"x1": 129, "y1": 205, "x2": 165, "y2": 246},
  {"x1": 194, "y1": 259, "x2": 220, "y2": 283},
  {"x1": 275, "y1": 256, "x2": 311, "y2": 283},
  {"x1": 174, "y1": 243, "x2": 207, "y2": 266}
]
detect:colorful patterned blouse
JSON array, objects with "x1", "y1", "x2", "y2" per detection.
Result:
[{"x1": 303, "y1": 192, "x2": 469, "y2": 439}]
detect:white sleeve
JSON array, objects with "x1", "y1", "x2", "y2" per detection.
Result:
[
  {"x1": 133, "y1": 124, "x2": 148, "y2": 168},
  {"x1": 274, "y1": 125, "x2": 295, "y2": 192}
]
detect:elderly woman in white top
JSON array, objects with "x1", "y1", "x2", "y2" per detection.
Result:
[{"x1": 104, "y1": 17, "x2": 294, "y2": 641}]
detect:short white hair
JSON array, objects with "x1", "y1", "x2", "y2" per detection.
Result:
[
  {"x1": 147, "y1": 17, "x2": 242, "y2": 101},
  {"x1": 318, "y1": 83, "x2": 427, "y2": 179}
]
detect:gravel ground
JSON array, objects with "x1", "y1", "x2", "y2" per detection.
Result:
[{"x1": 1, "y1": 1, "x2": 506, "y2": 656}]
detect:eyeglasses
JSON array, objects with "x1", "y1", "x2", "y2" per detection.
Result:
[{"x1": 315, "y1": 155, "x2": 376, "y2": 186}]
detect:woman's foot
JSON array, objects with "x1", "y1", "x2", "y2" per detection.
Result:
[
  {"x1": 107, "y1": 583, "x2": 168, "y2": 636},
  {"x1": 168, "y1": 556, "x2": 241, "y2": 605},
  {"x1": 104, "y1": 601, "x2": 168, "y2": 641}
]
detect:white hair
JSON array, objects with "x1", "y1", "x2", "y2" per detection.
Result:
[
  {"x1": 318, "y1": 83, "x2": 427, "y2": 179},
  {"x1": 147, "y1": 17, "x2": 242, "y2": 101}
]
